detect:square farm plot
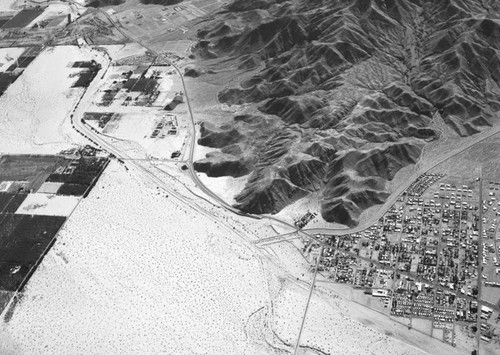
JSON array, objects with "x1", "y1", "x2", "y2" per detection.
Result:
[
  {"x1": 15, "y1": 193, "x2": 80, "y2": 217},
  {"x1": 1, "y1": 9, "x2": 44, "y2": 29},
  {"x1": 0, "y1": 214, "x2": 65, "y2": 291},
  {"x1": 36, "y1": 181, "x2": 63, "y2": 194},
  {"x1": 0, "y1": 155, "x2": 66, "y2": 192},
  {"x1": 0, "y1": 192, "x2": 28, "y2": 214},
  {"x1": 0, "y1": 72, "x2": 19, "y2": 96},
  {"x1": 0, "y1": 263, "x2": 31, "y2": 293},
  {"x1": 45, "y1": 157, "x2": 109, "y2": 197},
  {"x1": 0, "y1": 181, "x2": 13, "y2": 192}
]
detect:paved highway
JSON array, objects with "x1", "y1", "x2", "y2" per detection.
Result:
[
  {"x1": 64, "y1": 4, "x2": 500, "y2": 352},
  {"x1": 476, "y1": 166, "x2": 483, "y2": 354},
  {"x1": 83, "y1": 0, "x2": 500, "y2": 247},
  {"x1": 293, "y1": 246, "x2": 323, "y2": 355}
]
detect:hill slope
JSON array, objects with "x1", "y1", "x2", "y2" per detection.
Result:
[{"x1": 192, "y1": 0, "x2": 500, "y2": 226}]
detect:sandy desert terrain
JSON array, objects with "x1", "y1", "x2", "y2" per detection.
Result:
[
  {"x1": 0, "y1": 0, "x2": 18, "y2": 12},
  {"x1": 0, "y1": 160, "x2": 441, "y2": 354},
  {"x1": 0, "y1": 46, "x2": 101, "y2": 155}
]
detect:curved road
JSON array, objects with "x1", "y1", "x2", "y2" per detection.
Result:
[
  {"x1": 64, "y1": 3, "x2": 500, "y2": 353},
  {"x1": 71, "y1": 1, "x2": 500, "y2": 241}
]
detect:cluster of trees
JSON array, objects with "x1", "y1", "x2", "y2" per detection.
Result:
[
  {"x1": 140, "y1": 0, "x2": 183, "y2": 5},
  {"x1": 86, "y1": 0, "x2": 125, "y2": 7},
  {"x1": 86, "y1": 0, "x2": 184, "y2": 9}
]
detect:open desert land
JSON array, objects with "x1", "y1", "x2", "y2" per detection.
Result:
[
  {"x1": 102, "y1": 112, "x2": 186, "y2": 160},
  {"x1": 0, "y1": 45, "x2": 108, "y2": 155},
  {"x1": 428, "y1": 131, "x2": 500, "y2": 182},
  {"x1": 272, "y1": 280, "x2": 429, "y2": 355},
  {"x1": 312, "y1": 281, "x2": 473, "y2": 355},
  {"x1": 0, "y1": 158, "x2": 440, "y2": 355},
  {"x1": 0, "y1": 0, "x2": 19, "y2": 12},
  {"x1": 2, "y1": 1, "x2": 500, "y2": 354},
  {"x1": 0, "y1": 152, "x2": 109, "y2": 324},
  {"x1": 195, "y1": 173, "x2": 248, "y2": 205},
  {"x1": 96, "y1": 43, "x2": 147, "y2": 62},
  {"x1": 0, "y1": 161, "x2": 266, "y2": 354}
]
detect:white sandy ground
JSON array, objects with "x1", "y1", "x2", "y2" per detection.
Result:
[
  {"x1": 196, "y1": 174, "x2": 248, "y2": 205},
  {"x1": 138, "y1": 161, "x2": 474, "y2": 354},
  {"x1": 0, "y1": 48, "x2": 25, "y2": 71},
  {"x1": 0, "y1": 46, "x2": 108, "y2": 155},
  {"x1": 15, "y1": 193, "x2": 79, "y2": 217},
  {"x1": 191, "y1": 125, "x2": 249, "y2": 204},
  {"x1": 1, "y1": 162, "x2": 271, "y2": 354},
  {"x1": 0, "y1": 0, "x2": 18, "y2": 11},
  {"x1": 104, "y1": 111, "x2": 183, "y2": 160},
  {"x1": 315, "y1": 281, "x2": 473, "y2": 355},
  {"x1": 71, "y1": 0, "x2": 93, "y2": 7},
  {"x1": 96, "y1": 44, "x2": 147, "y2": 62},
  {"x1": 0, "y1": 160, "x2": 453, "y2": 354},
  {"x1": 37, "y1": 182, "x2": 64, "y2": 194},
  {"x1": 0, "y1": 45, "x2": 466, "y2": 353},
  {"x1": 0, "y1": 181, "x2": 13, "y2": 192},
  {"x1": 272, "y1": 281, "x2": 426, "y2": 355}
]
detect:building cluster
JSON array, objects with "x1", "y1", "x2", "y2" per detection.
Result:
[
  {"x1": 151, "y1": 114, "x2": 178, "y2": 139},
  {"x1": 404, "y1": 173, "x2": 445, "y2": 197},
  {"x1": 317, "y1": 172, "x2": 500, "y2": 332},
  {"x1": 294, "y1": 211, "x2": 317, "y2": 229}
]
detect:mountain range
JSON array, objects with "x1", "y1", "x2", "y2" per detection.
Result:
[{"x1": 192, "y1": 0, "x2": 500, "y2": 226}]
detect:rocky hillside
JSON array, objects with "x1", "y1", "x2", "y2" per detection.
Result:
[{"x1": 192, "y1": 0, "x2": 500, "y2": 226}]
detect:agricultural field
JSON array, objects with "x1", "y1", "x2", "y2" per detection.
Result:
[
  {"x1": 0, "y1": 154, "x2": 108, "y2": 314},
  {"x1": 0, "y1": 3, "x2": 74, "y2": 30},
  {"x1": 0, "y1": 47, "x2": 29, "y2": 96},
  {"x1": 0, "y1": 72, "x2": 17, "y2": 96},
  {"x1": 45, "y1": 157, "x2": 109, "y2": 197},
  {"x1": 0, "y1": 214, "x2": 66, "y2": 290},
  {"x1": 0, "y1": 155, "x2": 108, "y2": 199},
  {"x1": 26, "y1": 3, "x2": 76, "y2": 29},
  {"x1": 1, "y1": 9, "x2": 44, "y2": 29},
  {"x1": 0, "y1": 155, "x2": 65, "y2": 193},
  {"x1": 0, "y1": 194, "x2": 28, "y2": 216}
]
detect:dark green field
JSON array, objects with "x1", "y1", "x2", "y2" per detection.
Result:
[
  {"x1": 0, "y1": 193, "x2": 28, "y2": 214},
  {"x1": 0, "y1": 214, "x2": 65, "y2": 266},
  {"x1": 0, "y1": 155, "x2": 67, "y2": 193},
  {"x1": 47, "y1": 157, "x2": 109, "y2": 197},
  {"x1": 0, "y1": 154, "x2": 109, "y2": 315},
  {"x1": 1, "y1": 9, "x2": 44, "y2": 29}
]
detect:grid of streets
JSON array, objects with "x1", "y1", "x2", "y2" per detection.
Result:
[{"x1": 312, "y1": 172, "x2": 500, "y2": 346}]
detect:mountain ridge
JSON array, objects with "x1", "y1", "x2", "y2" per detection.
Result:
[{"x1": 191, "y1": 0, "x2": 500, "y2": 226}]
